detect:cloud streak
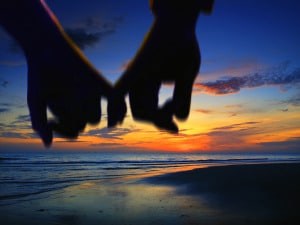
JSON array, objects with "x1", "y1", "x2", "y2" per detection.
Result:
[
  {"x1": 86, "y1": 127, "x2": 139, "y2": 140},
  {"x1": 195, "y1": 63, "x2": 300, "y2": 95},
  {"x1": 195, "y1": 109, "x2": 214, "y2": 114}
]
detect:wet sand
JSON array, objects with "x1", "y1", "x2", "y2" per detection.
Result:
[
  {"x1": 1, "y1": 163, "x2": 300, "y2": 225},
  {"x1": 146, "y1": 162, "x2": 300, "y2": 225}
]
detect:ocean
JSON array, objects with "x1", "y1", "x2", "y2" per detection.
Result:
[{"x1": 1, "y1": 152, "x2": 299, "y2": 206}]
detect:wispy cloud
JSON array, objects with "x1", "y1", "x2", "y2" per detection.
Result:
[
  {"x1": 0, "y1": 114, "x2": 32, "y2": 135},
  {"x1": 282, "y1": 93, "x2": 300, "y2": 107},
  {"x1": 0, "y1": 132, "x2": 32, "y2": 139},
  {"x1": 208, "y1": 122, "x2": 261, "y2": 136},
  {"x1": 65, "y1": 17, "x2": 123, "y2": 50},
  {"x1": 195, "y1": 62, "x2": 300, "y2": 95},
  {"x1": 224, "y1": 104, "x2": 243, "y2": 109},
  {"x1": 195, "y1": 109, "x2": 214, "y2": 114},
  {"x1": 199, "y1": 59, "x2": 265, "y2": 81},
  {"x1": 86, "y1": 127, "x2": 139, "y2": 140}
]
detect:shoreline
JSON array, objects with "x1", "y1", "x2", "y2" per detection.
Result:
[{"x1": 1, "y1": 162, "x2": 300, "y2": 225}]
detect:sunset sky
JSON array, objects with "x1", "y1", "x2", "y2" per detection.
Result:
[{"x1": 0, "y1": 0, "x2": 300, "y2": 152}]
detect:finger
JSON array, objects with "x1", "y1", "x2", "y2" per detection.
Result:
[
  {"x1": 27, "y1": 93, "x2": 53, "y2": 147},
  {"x1": 49, "y1": 120, "x2": 81, "y2": 139},
  {"x1": 154, "y1": 100, "x2": 178, "y2": 133},
  {"x1": 47, "y1": 93, "x2": 87, "y2": 139},
  {"x1": 107, "y1": 93, "x2": 127, "y2": 127},
  {"x1": 48, "y1": 104, "x2": 87, "y2": 138},
  {"x1": 129, "y1": 78, "x2": 160, "y2": 120},
  {"x1": 85, "y1": 95, "x2": 101, "y2": 124},
  {"x1": 173, "y1": 79, "x2": 194, "y2": 120}
]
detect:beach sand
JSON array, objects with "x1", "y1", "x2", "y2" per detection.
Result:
[
  {"x1": 146, "y1": 162, "x2": 300, "y2": 225},
  {"x1": 1, "y1": 163, "x2": 300, "y2": 225}
]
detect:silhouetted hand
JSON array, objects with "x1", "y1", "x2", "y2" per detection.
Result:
[
  {"x1": 0, "y1": 0, "x2": 126, "y2": 146},
  {"x1": 26, "y1": 42, "x2": 115, "y2": 147},
  {"x1": 113, "y1": 0, "x2": 214, "y2": 133}
]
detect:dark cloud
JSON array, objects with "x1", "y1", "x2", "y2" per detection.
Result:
[
  {"x1": 65, "y1": 17, "x2": 123, "y2": 50},
  {"x1": 195, "y1": 63, "x2": 300, "y2": 95},
  {"x1": 0, "y1": 108, "x2": 9, "y2": 113},
  {"x1": 259, "y1": 137, "x2": 300, "y2": 152},
  {"x1": 282, "y1": 93, "x2": 300, "y2": 107},
  {"x1": 0, "y1": 103, "x2": 13, "y2": 113},
  {"x1": 0, "y1": 79, "x2": 8, "y2": 88}
]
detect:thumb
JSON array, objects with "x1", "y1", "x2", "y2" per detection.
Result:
[{"x1": 27, "y1": 92, "x2": 53, "y2": 147}]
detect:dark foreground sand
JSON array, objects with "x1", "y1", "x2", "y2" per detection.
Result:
[
  {"x1": 146, "y1": 163, "x2": 300, "y2": 225},
  {"x1": 1, "y1": 163, "x2": 300, "y2": 225}
]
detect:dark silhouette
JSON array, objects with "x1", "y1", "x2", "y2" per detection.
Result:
[
  {"x1": 112, "y1": 0, "x2": 214, "y2": 133},
  {"x1": 0, "y1": 0, "x2": 126, "y2": 147},
  {"x1": 0, "y1": 0, "x2": 214, "y2": 146}
]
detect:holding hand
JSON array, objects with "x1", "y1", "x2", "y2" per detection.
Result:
[{"x1": 0, "y1": 0, "x2": 126, "y2": 146}]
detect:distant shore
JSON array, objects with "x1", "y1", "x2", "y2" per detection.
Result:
[{"x1": 146, "y1": 162, "x2": 300, "y2": 225}]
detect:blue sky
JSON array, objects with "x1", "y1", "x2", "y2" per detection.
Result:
[{"x1": 0, "y1": 0, "x2": 300, "y2": 152}]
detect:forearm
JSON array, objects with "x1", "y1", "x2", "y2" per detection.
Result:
[
  {"x1": 0, "y1": 0, "x2": 67, "y2": 58},
  {"x1": 0, "y1": 0, "x2": 112, "y2": 96}
]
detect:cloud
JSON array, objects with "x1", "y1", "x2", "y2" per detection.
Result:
[
  {"x1": 15, "y1": 115, "x2": 31, "y2": 123},
  {"x1": 195, "y1": 109, "x2": 214, "y2": 114},
  {"x1": 208, "y1": 122, "x2": 261, "y2": 136},
  {"x1": 224, "y1": 104, "x2": 243, "y2": 109},
  {"x1": 0, "y1": 108, "x2": 9, "y2": 113},
  {"x1": 259, "y1": 137, "x2": 300, "y2": 152},
  {"x1": 86, "y1": 127, "x2": 138, "y2": 140},
  {"x1": 65, "y1": 17, "x2": 123, "y2": 50},
  {"x1": 55, "y1": 140, "x2": 88, "y2": 143},
  {"x1": 0, "y1": 103, "x2": 14, "y2": 114},
  {"x1": 0, "y1": 131, "x2": 36, "y2": 139},
  {"x1": 0, "y1": 79, "x2": 8, "y2": 88},
  {"x1": 194, "y1": 62, "x2": 300, "y2": 95},
  {"x1": 1, "y1": 114, "x2": 32, "y2": 131},
  {"x1": 282, "y1": 93, "x2": 300, "y2": 107},
  {"x1": 90, "y1": 142, "x2": 124, "y2": 148},
  {"x1": 199, "y1": 59, "x2": 265, "y2": 81},
  {"x1": 5, "y1": 17, "x2": 123, "y2": 53}
]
